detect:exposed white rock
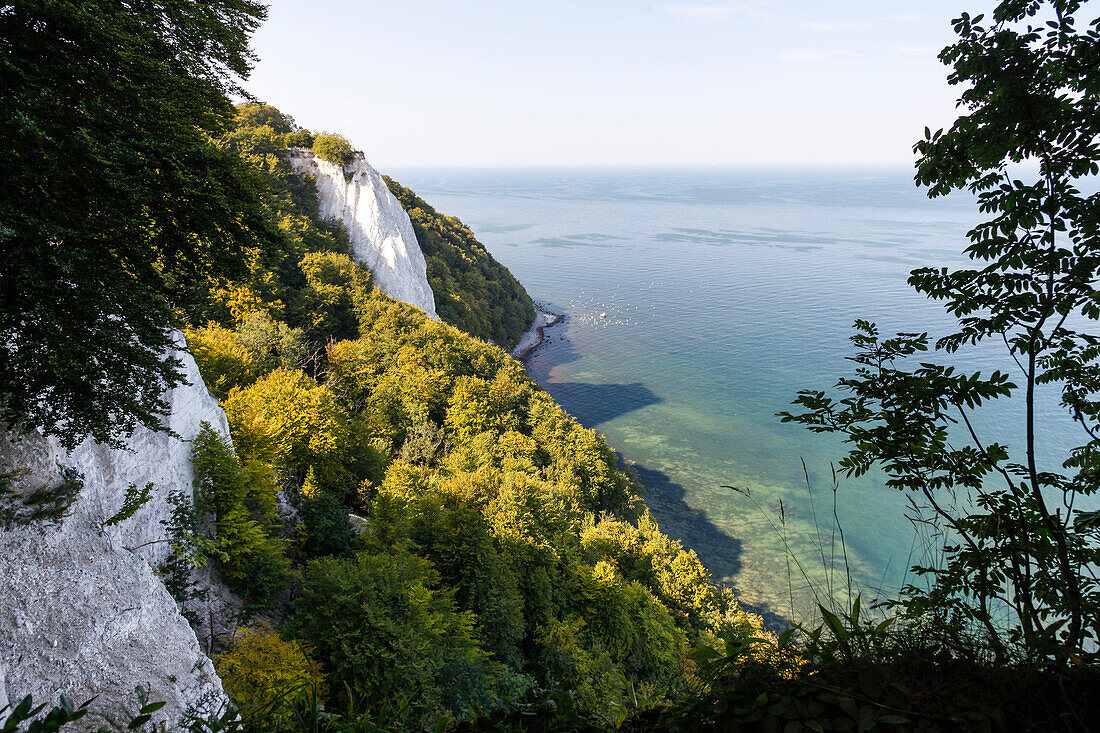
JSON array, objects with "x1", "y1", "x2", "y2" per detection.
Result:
[
  {"x1": 0, "y1": 332, "x2": 230, "y2": 729},
  {"x1": 287, "y1": 149, "x2": 438, "y2": 318},
  {"x1": 512, "y1": 303, "x2": 564, "y2": 361}
]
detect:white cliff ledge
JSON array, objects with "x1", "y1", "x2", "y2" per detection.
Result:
[
  {"x1": 0, "y1": 332, "x2": 229, "y2": 728},
  {"x1": 287, "y1": 149, "x2": 438, "y2": 319}
]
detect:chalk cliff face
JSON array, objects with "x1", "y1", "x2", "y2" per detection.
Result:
[
  {"x1": 0, "y1": 333, "x2": 229, "y2": 727},
  {"x1": 0, "y1": 149, "x2": 441, "y2": 728},
  {"x1": 287, "y1": 149, "x2": 438, "y2": 318}
]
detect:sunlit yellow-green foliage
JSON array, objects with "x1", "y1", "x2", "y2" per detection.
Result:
[
  {"x1": 311, "y1": 132, "x2": 354, "y2": 165},
  {"x1": 223, "y1": 368, "x2": 372, "y2": 497},
  {"x1": 292, "y1": 251, "x2": 372, "y2": 344},
  {"x1": 185, "y1": 312, "x2": 311, "y2": 400},
  {"x1": 185, "y1": 323, "x2": 259, "y2": 400},
  {"x1": 215, "y1": 623, "x2": 325, "y2": 726},
  {"x1": 385, "y1": 177, "x2": 536, "y2": 350},
  {"x1": 183, "y1": 102, "x2": 762, "y2": 725}
]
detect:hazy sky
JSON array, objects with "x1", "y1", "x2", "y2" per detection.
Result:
[{"x1": 246, "y1": 1, "x2": 997, "y2": 168}]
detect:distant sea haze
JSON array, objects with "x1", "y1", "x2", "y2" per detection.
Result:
[{"x1": 390, "y1": 166, "x2": 1085, "y2": 624}]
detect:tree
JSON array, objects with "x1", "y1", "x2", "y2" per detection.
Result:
[
  {"x1": 299, "y1": 491, "x2": 358, "y2": 559},
  {"x1": 292, "y1": 552, "x2": 489, "y2": 717},
  {"x1": 0, "y1": 0, "x2": 274, "y2": 448},
  {"x1": 222, "y1": 368, "x2": 355, "y2": 487},
  {"x1": 293, "y1": 251, "x2": 372, "y2": 344},
  {"x1": 782, "y1": 0, "x2": 1100, "y2": 663},
  {"x1": 191, "y1": 423, "x2": 291, "y2": 606}
]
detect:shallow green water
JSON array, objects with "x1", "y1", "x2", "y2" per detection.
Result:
[{"x1": 389, "y1": 167, "x2": 1082, "y2": 624}]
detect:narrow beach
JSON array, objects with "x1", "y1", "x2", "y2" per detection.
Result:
[{"x1": 511, "y1": 301, "x2": 564, "y2": 361}]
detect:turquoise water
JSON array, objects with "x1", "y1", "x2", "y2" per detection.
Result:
[{"x1": 389, "y1": 167, "x2": 1083, "y2": 624}]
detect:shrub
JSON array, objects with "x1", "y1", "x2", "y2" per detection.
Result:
[
  {"x1": 299, "y1": 491, "x2": 358, "y2": 559},
  {"x1": 292, "y1": 552, "x2": 490, "y2": 718},
  {"x1": 191, "y1": 423, "x2": 291, "y2": 606},
  {"x1": 234, "y1": 103, "x2": 297, "y2": 135},
  {"x1": 311, "y1": 132, "x2": 354, "y2": 166},
  {"x1": 284, "y1": 129, "x2": 313, "y2": 148},
  {"x1": 215, "y1": 622, "x2": 325, "y2": 726},
  {"x1": 185, "y1": 323, "x2": 259, "y2": 399},
  {"x1": 236, "y1": 311, "x2": 309, "y2": 373}
]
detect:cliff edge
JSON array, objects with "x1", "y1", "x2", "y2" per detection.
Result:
[{"x1": 287, "y1": 149, "x2": 438, "y2": 318}]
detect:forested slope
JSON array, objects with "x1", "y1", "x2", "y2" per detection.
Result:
[
  {"x1": 384, "y1": 177, "x2": 536, "y2": 350},
  {"x1": 173, "y1": 104, "x2": 766, "y2": 728}
]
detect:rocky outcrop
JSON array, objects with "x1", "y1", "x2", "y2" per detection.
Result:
[
  {"x1": 512, "y1": 303, "x2": 564, "y2": 361},
  {"x1": 0, "y1": 333, "x2": 230, "y2": 728},
  {"x1": 287, "y1": 149, "x2": 438, "y2": 318}
]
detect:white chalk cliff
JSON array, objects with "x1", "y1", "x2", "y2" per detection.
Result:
[
  {"x1": 0, "y1": 149, "x2": 441, "y2": 729},
  {"x1": 0, "y1": 333, "x2": 229, "y2": 728},
  {"x1": 287, "y1": 149, "x2": 438, "y2": 318}
]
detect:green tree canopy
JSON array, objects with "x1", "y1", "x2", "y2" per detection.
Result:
[{"x1": 0, "y1": 0, "x2": 274, "y2": 447}]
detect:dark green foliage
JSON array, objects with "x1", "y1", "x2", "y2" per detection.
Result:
[
  {"x1": 299, "y1": 492, "x2": 358, "y2": 558},
  {"x1": 312, "y1": 133, "x2": 355, "y2": 166},
  {"x1": 451, "y1": 687, "x2": 615, "y2": 732},
  {"x1": 291, "y1": 552, "x2": 492, "y2": 720},
  {"x1": 159, "y1": 489, "x2": 210, "y2": 618},
  {"x1": 0, "y1": 467, "x2": 83, "y2": 528},
  {"x1": 0, "y1": 691, "x2": 170, "y2": 733},
  {"x1": 384, "y1": 177, "x2": 536, "y2": 350},
  {"x1": 0, "y1": 694, "x2": 91, "y2": 733},
  {"x1": 655, "y1": 604, "x2": 1100, "y2": 732},
  {"x1": 191, "y1": 423, "x2": 291, "y2": 607},
  {"x1": 234, "y1": 103, "x2": 298, "y2": 135},
  {"x1": 383, "y1": 484, "x2": 527, "y2": 665},
  {"x1": 782, "y1": 0, "x2": 1100, "y2": 665},
  {"x1": 101, "y1": 482, "x2": 153, "y2": 528},
  {"x1": 0, "y1": 0, "x2": 275, "y2": 448}
]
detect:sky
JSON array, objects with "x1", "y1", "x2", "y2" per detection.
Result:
[{"x1": 245, "y1": 1, "x2": 998, "y2": 168}]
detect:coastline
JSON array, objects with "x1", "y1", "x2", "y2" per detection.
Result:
[{"x1": 511, "y1": 301, "x2": 564, "y2": 361}]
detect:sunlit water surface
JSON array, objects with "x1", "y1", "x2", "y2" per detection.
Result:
[{"x1": 388, "y1": 167, "x2": 1086, "y2": 625}]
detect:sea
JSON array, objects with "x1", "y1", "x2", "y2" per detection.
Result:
[{"x1": 388, "y1": 166, "x2": 1085, "y2": 626}]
